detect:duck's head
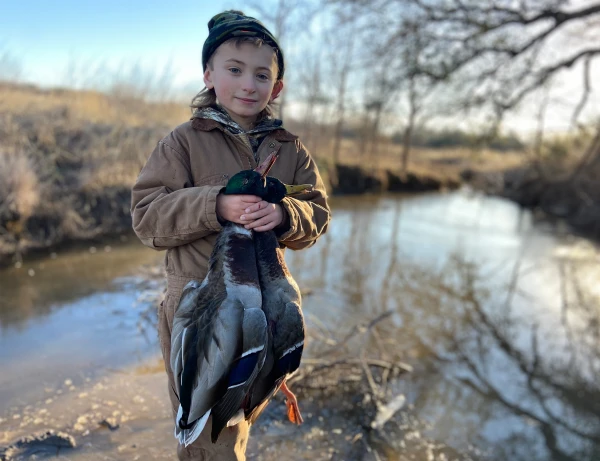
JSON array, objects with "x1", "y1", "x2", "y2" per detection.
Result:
[
  {"x1": 224, "y1": 154, "x2": 313, "y2": 203},
  {"x1": 223, "y1": 169, "x2": 267, "y2": 197}
]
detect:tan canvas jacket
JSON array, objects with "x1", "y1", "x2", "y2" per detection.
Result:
[{"x1": 131, "y1": 117, "x2": 330, "y2": 303}]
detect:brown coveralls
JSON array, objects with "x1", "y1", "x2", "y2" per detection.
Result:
[{"x1": 131, "y1": 117, "x2": 330, "y2": 460}]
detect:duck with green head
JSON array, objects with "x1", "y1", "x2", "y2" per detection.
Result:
[
  {"x1": 242, "y1": 155, "x2": 310, "y2": 426},
  {"x1": 169, "y1": 154, "x2": 311, "y2": 446}
]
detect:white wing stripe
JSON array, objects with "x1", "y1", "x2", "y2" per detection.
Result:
[
  {"x1": 241, "y1": 345, "x2": 264, "y2": 358},
  {"x1": 281, "y1": 340, "x2": 304, "y2": 358}
]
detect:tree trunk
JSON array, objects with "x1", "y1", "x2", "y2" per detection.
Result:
[
  {"x1": 401, "y1": 122, "x2": 413, "y2": 173},
  {"x1": 569, "y1": 125, "x2": 600, "y2": 182}
]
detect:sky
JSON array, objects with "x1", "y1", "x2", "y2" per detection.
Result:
[{"x1": 0, "y1": 1, "x2": 250, "y2": 91}]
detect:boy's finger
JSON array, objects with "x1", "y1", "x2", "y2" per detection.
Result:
[
  {"x1": 241, "y1": 207, "x2": 270, "y2": 221},
  {"x1": 244, "y1": 215, "x2": 272, "y2": 229},
  {"x1": 244, "y1": 200, "x2": 267, "y2": 213},
  {"x1": 252, "y1": 222, "x2": 277, "y2": 232}
]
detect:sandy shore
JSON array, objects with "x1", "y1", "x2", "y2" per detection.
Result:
[
  {"x1": 0, "y1": 351, "x2": 477, "y2": 461},
  {"x1": 0, "y1": 356, "x2": 373, "y2": 461}
]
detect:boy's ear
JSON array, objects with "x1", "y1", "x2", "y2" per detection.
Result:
[
  {"x1": 203, "y1": 69, "x2": 214, "y2": 89},
  {"x1": 270, "y1": 80, "x2": 284, "y2": 101}
]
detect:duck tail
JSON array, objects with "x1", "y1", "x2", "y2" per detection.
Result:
[
  {"x1": 210, "y1": 343, "x2": 265, "y2": 442},
  {"x1": 175, "y1": 405, "x2": 211, "y2": 447},
  {"x1": 210, "y1": 386, "x2": 248, "y2": 442}
]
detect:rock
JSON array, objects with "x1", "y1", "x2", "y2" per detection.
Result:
[
  {"x1": 0, "y1": 431, "x2": 75, "y2": 460},
  {"x1": 98, "y1": 418, "x2": 119, "y2": 431}
]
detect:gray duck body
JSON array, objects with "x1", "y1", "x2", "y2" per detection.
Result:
[
  {"x1": 246, "y1": 229, "x2": 305, "y2": 421},
  {"x1": 170, "y1": 223, "x2": 267, "y2": 446}
]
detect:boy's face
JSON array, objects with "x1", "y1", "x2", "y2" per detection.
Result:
[{"x1": 204, "y1": 42, "x2": 283, "y2": 130}]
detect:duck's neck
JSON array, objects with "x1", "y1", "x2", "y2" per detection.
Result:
[
  {"x1": 218, "y1": 223, "x2": 261, "y2": 290},
  {"x1": 254, "y1": 230, "x2": 290, "y2": 281}
]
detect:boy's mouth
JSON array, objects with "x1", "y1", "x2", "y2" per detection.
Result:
[{"x1": 237, "y1": 97, "x2": 257, "y2": 103}]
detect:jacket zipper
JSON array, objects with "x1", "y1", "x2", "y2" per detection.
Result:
[{"x1": 222, "y1": 130, "x2": 256, "y2": 169}]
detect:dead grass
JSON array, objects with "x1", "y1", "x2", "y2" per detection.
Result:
[
  {"x1": 303, "y1": 136, "x2": 527, "y2": 185},
  {"x1": 0, "y1": 82, "x2": 189, "y2": 127},
  {"x1": 0, "y1": 149, "x2": 40, "y2": 235},
  {"x1": 0, "y1": 81, "x2": 529, "y2": 184},
  {"x1": 0, "y1": 84, "x2": 177, "y2": 263}
]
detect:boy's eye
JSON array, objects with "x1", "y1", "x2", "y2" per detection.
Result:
[
  {"x1": 228, "y1": 67, "x2": 241, "y2": 74},
  {"x1": 257, "y1": 74, "x2": 269, "y2": 81}
]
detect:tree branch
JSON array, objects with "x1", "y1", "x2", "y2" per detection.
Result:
[{"x1": 572, "y1": 55, "x2": 592, "y2": 127}]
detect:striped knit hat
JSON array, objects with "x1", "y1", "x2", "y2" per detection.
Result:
[{"x1": 202, "y1": 10, "x2": 285, "y2": 81}]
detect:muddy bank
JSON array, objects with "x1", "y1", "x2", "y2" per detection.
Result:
[
  {"x1": 0, "y1": 145, "x2": 459, "y2": 268},
  {"x1": 0, "y1": 337, "x2": 478, "y2": 461},
  {"x1": 0, "y1": 362, "x2": 474, "y2": 461},
  {"x1": 0, "y1": 186, "x2": 133, "y2": 265},
  {"x1": 463, "y1": 165, "x2": 600, "y2": 238},
  {"x1": 328, "y1": 164, "x2": 459, "y2": 195},
  {"x1": 0, "y1": 109, "x2": 166, "y2": 268}
]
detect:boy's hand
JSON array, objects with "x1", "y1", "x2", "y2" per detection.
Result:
[
  {"x1": 241, "y1": 200, "x2": 284, "y2": 232},
  {"x1": 216, "y1": 194, "x2": 262, "y2": 225}
]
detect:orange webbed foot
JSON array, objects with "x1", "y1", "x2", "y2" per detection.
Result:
[{"x1": 280, "y1": 381, "x2": 303, "y2": 424}]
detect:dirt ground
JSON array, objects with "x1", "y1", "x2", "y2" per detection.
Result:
[{"x1": 0, "y1": 353, "x2": 480, "y2": 461}]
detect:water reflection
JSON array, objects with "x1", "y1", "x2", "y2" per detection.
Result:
[
  {"x1": 0, "y1": 237, "x2": 162, "y2": 331},
  {"x1": 287, "y1": 192, "x2": 600, "y2": 461},
  {"x1": 0, "y1": 238, "x2": 163, "y2": 414}
]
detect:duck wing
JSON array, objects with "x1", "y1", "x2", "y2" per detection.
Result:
[
  {"x1": 273, "y1": 300, "x2": 305, "y2": 376},
  {"x1": 210, "y1": 306, "x2": 268, "y2": 442},
  {"x1": 170, "y1": 280, "x2": 244, "y2": 446},
  {"x1": 170, "y1": 280, "x2": 203, "y2": 389},
  {"x1": 246, "y1": 299, "x2": 305, "y2": 421}
]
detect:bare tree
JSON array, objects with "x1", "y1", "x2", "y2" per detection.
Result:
[
  {"x1": 397, "y1": 26, "x2": 430, "y2": 172},
  {"x1": 325, "y1": 8, "x2": 358, "y2": 165},
  {"x1": 297, "y1": 47, "x2": 330, "y2": 157},
  {"x1": 369, "y1": 0, "x2": 600, "y2": 125},
  {"x1": 247, "y1": 0, "x2": 319, "y2": 120},
  {"x1": 401, "y1": 75, "x2": 421, "y2": 172},
  {"x1": 335, "y1": 0, "x2": 600, "y2": 175}
]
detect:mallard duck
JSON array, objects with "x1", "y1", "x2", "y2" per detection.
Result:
[
  {"x1": 243, "y1": 170, "x2": 309, "y2": 426},
  {"x1": 170, "y1": 154, "x2": 311, "y2": 446},
  {"x1": 246, "y1": 228, "x2": 305, "y2": 424},
  {"x1": 170, "y1": 220, "x2": 266, "y2": 446}
]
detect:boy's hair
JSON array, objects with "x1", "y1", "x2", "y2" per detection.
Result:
[{"x1": 190, "y1": 36, "x2": 280, "y2": 118}]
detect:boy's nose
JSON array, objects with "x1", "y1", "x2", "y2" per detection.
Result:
[{"x1": 241, "y1": 76, "x2": 257, "y2": 93}]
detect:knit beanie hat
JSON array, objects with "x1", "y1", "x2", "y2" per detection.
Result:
[{"x1": 202, "y1": 10, "x2": 285, "y2": 81}]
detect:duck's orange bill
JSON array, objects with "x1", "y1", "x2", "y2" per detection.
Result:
[{"x1": 254, "y1": 152, "x2": 279, "y2": 179}]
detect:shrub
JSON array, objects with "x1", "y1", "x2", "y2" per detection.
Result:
[{"x1": 0, "y1": 149, "x2": 40, "y2": 234}]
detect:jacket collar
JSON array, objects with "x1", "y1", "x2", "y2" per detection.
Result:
[{"x1": 190, "y1": 115, "x2": 298, "y2": 142}]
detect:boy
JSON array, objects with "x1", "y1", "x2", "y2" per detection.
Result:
[{"x1": 131, "y1": 10, "x2": 330, "y2": 461}]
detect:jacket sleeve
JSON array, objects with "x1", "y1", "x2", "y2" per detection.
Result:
[
  {"x1": 130, "y1": 135, "x2": 223, "y2": 250},
  {"x1": 277, "y1": 141, "x2": 331, "y2": 250}
]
